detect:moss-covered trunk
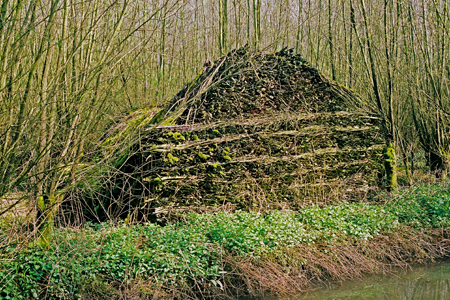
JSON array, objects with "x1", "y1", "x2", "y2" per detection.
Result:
[
  {"x1": 37, "y1": 193, "x2": 64, "y2": 247},
  {"x1": 383, "y1": 143, "x2": 397, "y2": 191}
]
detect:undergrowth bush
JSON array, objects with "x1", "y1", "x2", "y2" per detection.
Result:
[
  {"x1": 1, "y1": 184, "x2": 450, "y2": 299},
  {"x1": 387, "y1": 184, "x2": 450, "y2": 228}
]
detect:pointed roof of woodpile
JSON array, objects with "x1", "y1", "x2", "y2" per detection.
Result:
[{"x1": 161, "y1": 46, "x2": 363, "y2": 125}]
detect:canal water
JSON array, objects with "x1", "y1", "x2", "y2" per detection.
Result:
[{"x1": 294, "y1": 261, "x2": 450, "y2": 300}]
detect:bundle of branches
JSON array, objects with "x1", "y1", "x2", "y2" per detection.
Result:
[{"x1": 73, "y1": 47, "x2": 385, "y2": 223}]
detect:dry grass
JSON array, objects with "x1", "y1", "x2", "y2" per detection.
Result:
[
  {"x1": 0, "y1": 193, "x2": 37, "y2": 251},
  {"x1": 215, "y1": 228, "x2": 450, "y2": 299},
  {"x1": 0, "y1": 193, "x2": 33, "y2": 220}
]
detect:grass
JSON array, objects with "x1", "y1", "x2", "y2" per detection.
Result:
[{"x1": 1, "y1": 183, "x2": 450, "y2": 299}]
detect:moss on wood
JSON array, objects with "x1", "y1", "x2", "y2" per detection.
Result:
[{"x1": 383, "y1": 143, "x2": 398, "y2": 191}]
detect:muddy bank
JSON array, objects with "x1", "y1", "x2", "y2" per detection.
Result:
[
  {"x1": 294, "y1": 259, "x2": 450, "y2": 300},
  {"x1": 222, "y1": 228, "x2": 450, "y2": 299}
]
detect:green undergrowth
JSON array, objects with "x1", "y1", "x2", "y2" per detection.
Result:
[
  {"x1": 1, "y1": 184, "x2": 450, "y2": 299},
  {"x1": 387, "y1": 183, "x2": 450, "y2": 228}
]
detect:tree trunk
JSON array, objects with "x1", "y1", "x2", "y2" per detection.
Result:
[{"x1": 384, "y1": 143, "x2": 398, "y2": 191}]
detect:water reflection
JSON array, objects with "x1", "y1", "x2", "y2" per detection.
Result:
[{"x1": 295, "y1": 261, "x2": 450, "y2": 300}]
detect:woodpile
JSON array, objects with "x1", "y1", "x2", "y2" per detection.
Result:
[{"x1": 92, "y1": 47, "x2": 385, "y2": 222}]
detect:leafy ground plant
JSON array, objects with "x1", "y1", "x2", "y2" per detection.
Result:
[{"x1": 1, "y1": 183, "x2": 450, "y2": 299}]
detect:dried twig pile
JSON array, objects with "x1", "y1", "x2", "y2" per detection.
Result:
[{"x1": 88, "y1": 47, "x2": 385, "y2": 221}]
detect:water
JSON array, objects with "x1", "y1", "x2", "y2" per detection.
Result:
[{"x1": 294, "y1": 261, "x2": 450, "y2": 300}]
